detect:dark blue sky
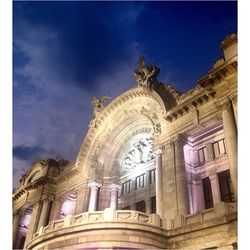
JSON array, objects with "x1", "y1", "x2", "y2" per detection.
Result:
[{"x1": 13, "y1": 1, "x2": 237, "y2": 189}]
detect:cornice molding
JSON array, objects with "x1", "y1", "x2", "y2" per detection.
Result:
[
  {"x1": 13, "y1": 176, "x2": 55, "y2": 202},
  {"x1": 165, "y1": 89, "x2": 215, "y2": 123}
]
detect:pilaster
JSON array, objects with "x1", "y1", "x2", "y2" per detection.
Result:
[
  {"x1": 216, "y1": 99, "x2": 237, "y2": 199},
  {"x1": 13, "y1": 209, "x2": 23, "y2": 249},
  {"x1": 209, "y1": 172, "x2": 221, "y2": 205},
  {"x1": 174, "y1": 134, "x2": 189, "y2": 215},
  {"x1": 154, "y1": 146, "x2": 164, "y2": 218},
  {"x1": 24, "y1": 202, "x2": 42, "y2": 248},
  {"x1": 37, "y1": 197, "x2": 52, "y2": 231},
  {"x1": 75, "y1": 184, "x2": 89, "y2": 214},
  {"x1": 206, "y1": 143, "x2": 214, "y2": 162}
]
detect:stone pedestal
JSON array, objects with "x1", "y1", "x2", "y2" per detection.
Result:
[
  {"x1": 88, "y1": 180, "x2": 102, "y2": 211},
  {"x1": 220, "y1": 100, "x2": 237, "y2": 199}
]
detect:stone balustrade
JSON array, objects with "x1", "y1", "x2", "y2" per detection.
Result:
[
  {"x1": 27, "y1": 203, "x2": 236, "y2": 250},
  {"x1": 33, "y1": 208, "x2": 162, "y2": 239},
  {"x1": 168, "y1": 202, "x2": 237, "y2": 229}
]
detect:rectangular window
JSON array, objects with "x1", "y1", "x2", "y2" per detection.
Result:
[
  {"x1": 218, "y1": 170, "x2": 235, "y2": 202},
  {"x1": 202, "y1": 177, "x2": 214, "y2": 209},
  {"x1": 136, "y1": 200, "x2": 146, "y2": 213},
  {"x1": 198, "y1": 147, "x2": 207, "y2": 164},
  {"x1": 122, "y1": 180, "x2": 131, "y2": 195},
  {"x1": 149, "y1": 169, "x2": 156, "y2": 184},
  {"x1": 151, "y1": 196, "x2": 156, "y2": 213},
  {"x1": 136, "y1": 174, "x2": 145, "y2": 190},
  {"x1": 213, "y1": 139, "x2": 226, "y2": 158},
  {"x1": 122, "y1": 205, "x2": 130, "y2": 210}
]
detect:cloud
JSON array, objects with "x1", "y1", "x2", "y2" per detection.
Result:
[
  {"x1": 13, "y1": 145, "x2": 61, "y2": 161},
  {"x1": 13, "y1": 2, "x2": 147, "y2": 190},
  {"x1": 13, "y1": 2, "x2": 146, "y2": 93}
]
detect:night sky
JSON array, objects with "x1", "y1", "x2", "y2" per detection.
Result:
[{"x1": 13, "y1": 1, "x2": 237, "y2": 190}]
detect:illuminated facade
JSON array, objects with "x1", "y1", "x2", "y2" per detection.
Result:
[{"x1": 13, "y1": 34, "x2": 237, "y2": 249}]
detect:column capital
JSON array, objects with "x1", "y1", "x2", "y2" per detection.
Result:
[
  {"x1": 109, "y1": 182, "x2": 121, "y2": 191},
  {"x1": 153, "y1": 144, "x2": 165, "y2": 156},
  {"x1": 173, "y1": 133, "x2": 186, "y2": 143},
  {"x1": 88, "y1": 179, "x2": 102, "y2": 189},
  {"x1": 41, "y1": 195, "x2": 54, "y2": 202},
  {"x1": 215, "y1": 98, "x2": 231, "y2": 111},
  {"x1": 230, "y1": 93, "x2": 237, "y2": 104},
  {"x1": 14, "y1": 208, "x2": 25, "y2": 217},
  {"x1": 208, "y1": 170, "x2": 219, "y2": 181}
]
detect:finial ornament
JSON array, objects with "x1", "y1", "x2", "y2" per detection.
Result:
[
  {"x1": 91, "y1": 96, "x2": 110, "y2": 117},
  {"x1": 134, "y1": 57, "x2": 160, "y2": 89}
]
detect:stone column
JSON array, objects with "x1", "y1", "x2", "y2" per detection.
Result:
[
  {"x1": 192, "y1": 179, "x2": 205, "y2": 213},
  {"x1": 192, "y1": 149, "x2": 199, "y2": 167},
  {"x1": 155, "y1": 148, "x2": 164, "y2": 218},
  {"x1": 37, "y1": 198, "x2": 51, "y2": 230},
  {"x1": 230, "y1": 94, "x2": 237, "y2": 127},
  {"x1": 13, "y1": 210, "x2": 22, "y2": 248},
  {"x1": 109, "y1": 183, "x2": 121, "y2": 209},
  {"x1": 98, "y1": 182, "x2": 110, "y2": 210},
  {"x1": 24, "y1": 202, "x2": 42, "y2": 248},
  {"x1": 209, "y1": 173, "x2": 221, "y2": 205},
  {"x1": 50, "y1": 197, "x2": 64, "y2": 221},
  {"x1": 88, "y1": 180, "x2": 102, "y2": 212},
  {"x1": 174, "y1": 134, "x2": 189, "y2": 215},
  {"x1": 75, "y1": 185, "x2": 88, "y2": 214},
  {"x1": 218, "y1": 99, "x2": 237, "y2": 199},
  {"x1": 145, "y1": 198, "x2": 151, "y2": 214}
]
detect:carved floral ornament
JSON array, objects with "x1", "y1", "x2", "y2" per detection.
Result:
[
  {"x1": 88, "y1": 180, "x2": 102, "y2": 189},
  {"x1": 109, "y1": 183, "x2": 121, "y2": 191}
]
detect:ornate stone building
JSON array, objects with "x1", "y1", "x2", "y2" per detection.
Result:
[{"x1": 13, "y1": 34, "x2": 237, "y2": 249}]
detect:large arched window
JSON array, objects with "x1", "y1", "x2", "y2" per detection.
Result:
[{"x1": 28, "y1": 171, "x2": 41, "y2": 183}]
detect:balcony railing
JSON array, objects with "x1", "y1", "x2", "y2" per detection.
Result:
[{"x1": 33, "y1": 208, "x2": 162, "y2": 239}]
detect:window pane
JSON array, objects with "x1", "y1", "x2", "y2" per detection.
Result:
[
  {"x1": 151, "y1": 196, "x2": 156, "y2": 213},
  {"x1": 150, "y1": 169, "x2": 156, "y2": 184},
  {"x1": 136, "y1": 200, "x2": 146, "y2": 212},
  {"x1": 202, "y1": 177, "x2": 214, "y2": 209},
  {"x1": 218, "y1": 170, "x2": 234, "y2": 202}
]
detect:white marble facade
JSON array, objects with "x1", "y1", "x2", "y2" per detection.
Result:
[{"x1": 13, "y1": 34, "x2": 237, "y2": 250}]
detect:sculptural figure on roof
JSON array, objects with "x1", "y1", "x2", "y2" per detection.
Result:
[{"x1": 134, "y1": 57, "x2": 160, "y2": 89}]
